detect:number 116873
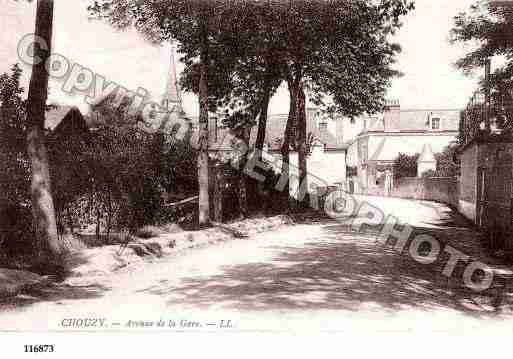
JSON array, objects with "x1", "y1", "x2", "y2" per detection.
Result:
[{"x1": 24, "y1": 345, "x2": 55, "y2": 353}]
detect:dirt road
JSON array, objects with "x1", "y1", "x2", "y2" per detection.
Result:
[{"x1": 2, "y1": 196, "x2": 513, "y2": 332}]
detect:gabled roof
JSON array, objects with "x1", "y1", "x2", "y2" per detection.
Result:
[
  {"x1": 45, "y1": 105, "x2": 75, "y2": 130},
  {"x1": 418, "y1": 143, "x2": 436, "y2": 163},
  {"x1": 52, "y1": 107, "x2": 88, "y2": 136},
  {"x1": 1, "y1": 104, "x2": 88, "y2": 132}
]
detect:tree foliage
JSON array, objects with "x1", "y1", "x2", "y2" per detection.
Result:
[
  {"x1": 88, "y1": 0, "x2": 413, "y2": 213},
  {"x1": 0, "y1": 64, "x2": 30, "y2": 208},
  {"x1": 451, "y1": 1, "x2": 513, "y2": 104},
  {"x1": 434, "y1": 145, "x2": 460, "y2": 177},
  {"x1": 393, "y1": 153, "x2": 419, "y2": 179}
]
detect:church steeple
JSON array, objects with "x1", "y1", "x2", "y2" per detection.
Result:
[{"x1": 162, "y1": 46, "x2": 183, "y2": 115}]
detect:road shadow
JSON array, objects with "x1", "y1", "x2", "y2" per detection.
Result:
[
  {"x1": 138, "y1": 202, "x2": 512, "y2": 316},
  {"x1": 0, "y1": 281, "x2": 109, "y2": 313},
  {"x1": 0, "y1": 251, "x2": 110, "y2": 313}
]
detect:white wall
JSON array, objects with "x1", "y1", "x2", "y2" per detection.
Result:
[{"x1": 266, "y1": 147, "x2": 347, "y2": 199}]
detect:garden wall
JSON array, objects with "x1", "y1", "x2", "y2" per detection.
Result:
[{"x1": 391, "y1": 177, "x2": 459, "y2": 206}]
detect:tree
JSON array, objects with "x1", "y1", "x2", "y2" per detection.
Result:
[
  {"x1": 89, "y1": 0, "x2": 248, "y2": 226},
  {"x1": 179, "y1": 29, "x2": 282, "y2": 216},
  {"x1": 451, "y1": 1, "x2": 513, "y2": 128},
  {"x1": 85, "y1": 93, "x2": 198, "y2": 233},
  {"x1": 451, "y1": 1, "x2": 513, "y2": 73},
  {"x1": 88, "y1": 0, "x2": 273, "y2": 223},
  {"x1": 0, "y1": 64, "x2": 30, "y2": 208},
  {"x1": 393, "y1": 153, "x2": 419, "y2": 179},
  {"x1": 434, "y1": 145, "x2": 460, "y2": 177},
  {"x1": 275, "y1": 0, "x2": 413, "y2": 206},
  {"x1": 26, "y1": 0, "x2": 63, "y2": 265},
  {"x1": 89, "y1": 0, "x2": 413, "y2": 214}
]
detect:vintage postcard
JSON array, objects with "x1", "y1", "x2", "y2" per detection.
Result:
[{"x1": 1, "y1": 0, "x2": 513, "y2": 356}]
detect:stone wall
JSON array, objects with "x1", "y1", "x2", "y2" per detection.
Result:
[
  {"x1": 391, "y1": 177, "x2": 459, "y2": 206},
  {"x1": 363, "y1": 177, "x2": 459, "y2": 206},
  {"x1": 457, "y1": 138, "x2": 513, "y2": 251},
  {"x1": 458, "y1": 142, "x2": 479, "y2": 222}
]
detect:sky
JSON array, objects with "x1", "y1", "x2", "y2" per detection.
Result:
[{"x1": 0, "y1": 0, "x2": 482, "y2": 116}]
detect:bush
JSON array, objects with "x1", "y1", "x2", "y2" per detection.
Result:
[
  {"x1": 434, "y1": 145, "x2": 460, "y2": 177},
  {"x1": 393, "y1": 153, "x2": 419, "y2": 179},
  {"x1": 134, "y1": 225, "x2": 165, "y2": 239},
  {"x1": 0, "y1": 204, "x2": 35, "y2": 268}
]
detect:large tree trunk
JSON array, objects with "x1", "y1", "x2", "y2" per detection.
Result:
[
  {"x1": 296, "y1": 86, "x2": 308, "y2": 208},
  {"x1": 255, "y1": 79, "x2": 272, "y2": 155},
  {"x1": 249, "y1": 82, "x2": 272, "y2": 213},
  {"x1": 277, "y1": 78, "x2": 299, "y2": 210},
  {"x1": 197, "y1": 22, "x2": 210, "y2": 227},
  {"x1": 212, "y1": 164, "x2": 223, "y2": 222},
  {"x1": 95, "y1": 205, "x2": 101, "y2": 241},
  {"x1": 26, "y1": 0, "x2": 62, "y2": 263},
  {"x1": 238, "y1": 127, "x2": 251, "y2": 218}
]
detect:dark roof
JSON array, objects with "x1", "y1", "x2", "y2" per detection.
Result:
[
  {"x1": 249, "y1": 113, "x2": 347, "y2": 151},
  {"x1": 0, "y1": 104, "x2": 84, "y2": 131},
  {"x1": 52, "y1": 107, "x2": 88, "y2": 136}
]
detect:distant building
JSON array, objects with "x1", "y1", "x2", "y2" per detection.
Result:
[
  {"x1": 246, "y1": 101, "x2": 460, "y2": 198},
  {"x1": 346, "y1": 100, "x2": 460, "y2": 194},
  {"x1": 250, "y1": 108, "x2": 351, "y2": 198},
  {"x1": 45, "y1": 105, "x2": 81, "y2": 130},
  {"x1": 147, "y1": 47, "x2": 231, "y2": 155}
]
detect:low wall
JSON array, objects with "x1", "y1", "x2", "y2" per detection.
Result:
[
  {"x1": 363, "y1": 177, "x2": 459, "y2": 206},
  {"x1": 392, "y1": 177, "x2": 459, "y2": 206}
]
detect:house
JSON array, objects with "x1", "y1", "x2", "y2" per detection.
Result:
[
  {"x1": 240, "y1": 101, "x2": 460, "y2": 199},
  {"x1": 346, "y1": 101, "x2": 461, "y2": 194},
  {"x1": 248, "y1": 109, "x2": 351, "y2": 199}
]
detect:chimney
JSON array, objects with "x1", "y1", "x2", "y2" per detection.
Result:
[{"x1": 384, "y1": 99, "x2": 400, "y2": 132}]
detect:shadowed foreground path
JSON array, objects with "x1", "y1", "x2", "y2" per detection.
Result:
[{"x1": 2, "y1": 196, "x2": 513, "y2": 332}]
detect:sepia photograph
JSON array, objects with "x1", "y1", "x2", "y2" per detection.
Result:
[{"x1": 1, "y1": 0, "x2": 513, "y2": 356}]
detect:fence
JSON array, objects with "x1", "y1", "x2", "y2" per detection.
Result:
[{"x1": 460, "y1": 89, "x2": 513, "y2": 147}]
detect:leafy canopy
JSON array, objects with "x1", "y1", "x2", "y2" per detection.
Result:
[{"x1": 89, "y1": 0, "x2": 414, "y2": 119}]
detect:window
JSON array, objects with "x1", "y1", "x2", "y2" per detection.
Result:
[
  {"x1": 431, "y1": 117, "x2": 440, "y2": 130},
  {"x1": 319, "y1": 122, "x2": 328, "y2": 132}
]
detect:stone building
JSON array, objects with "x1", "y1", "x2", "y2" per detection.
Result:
[{"x1": 346, "y1": 101, "x2": 460, "y2": 194}]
